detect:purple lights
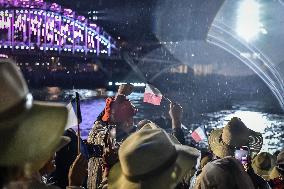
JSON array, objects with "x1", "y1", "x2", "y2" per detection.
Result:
[{"x1": 0, "y1": 0, "x2": 117, "y2": 56}]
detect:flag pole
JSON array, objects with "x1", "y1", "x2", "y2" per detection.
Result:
[
  {"x1": 147, "y1": 81, "x2": 172, "y2": 103},
  {"x1": 75, "y1": 92, "x2": 81, "y2": 155},
  {"x1": 163, "y1": 95, "x2": 172, "y2": 103},
  {"x1": 203, "y1": 125, "x2": 209, "y2": 142},
  {"x1": 200, "y1": 114, "x2": 209, "y2": 142}
]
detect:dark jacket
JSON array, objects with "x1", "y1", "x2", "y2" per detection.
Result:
[
  {"x1": 247, "y1": 166, "x2": 271, "y2": 189},
  {"x1": 50, "y1": 129, "x2": 87, "y2": 189},
  {"x1": 193, "y1": 157, "x2": 255, "y2": 189}
]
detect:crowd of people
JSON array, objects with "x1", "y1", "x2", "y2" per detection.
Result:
[{"x1": 1, "y1": 59, "x2": 284, "y2": 189}]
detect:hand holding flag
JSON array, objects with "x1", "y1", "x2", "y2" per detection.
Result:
[
  {"x1": 143, "y1": 84, "x2": 163, "y2": 105},
  {"x1": 191, "y1": 126, "x2": 207, "y2": 143}
]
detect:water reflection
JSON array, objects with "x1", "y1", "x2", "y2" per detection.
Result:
[{"x1": 32, "y1": 88, "x2": 284, "y2": 153}]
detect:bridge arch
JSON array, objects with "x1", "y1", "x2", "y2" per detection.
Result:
[{"x1": 0, "y1": 0, "x2": 117, "y2": 57}]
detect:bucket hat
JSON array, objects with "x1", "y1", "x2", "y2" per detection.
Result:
[
  {"x1": 208, "y1": 117, "x2": 263, "y2": 158},
  {"x1": 108, "y1": 128, "x2": 200, "y2": 189},
  {"x1": 0, "y1": 59, "x2": 68, "y2": 167}
]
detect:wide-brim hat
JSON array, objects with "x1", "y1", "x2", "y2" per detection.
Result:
[
  {"x1": 209, "y1": 117, "x2": 263, "y2": 158},
  {"x1": 269, "y1": 167, "x2": 282, "y2": 179},
  {"x1": 108, "y1": 128, "x2": 200, "y2": 189},
  {"x1": 0, "y1": 60, "x2": 68, "y2": 167},
  {"x1": 252, "y1": 152, "x2": 273, "y2": 176},
  {"x1": 276, "y1": 150, "x2": 284, "y2": 165},
  {"x1": 0, "y1": 101, "x2": 68, "y2": 167}
]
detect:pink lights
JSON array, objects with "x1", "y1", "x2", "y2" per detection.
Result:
[
  {"x1": 0, "y1": 0, "x2": 116, "y2": 56},
  {"x1": 0, "y1": 13, "x2": 11, "y2": 29}
]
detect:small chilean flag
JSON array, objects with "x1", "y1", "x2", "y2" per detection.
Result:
[
  {"x1": 65, "y1": 92, "x2": 82, "y2": 129},
  {"x1": 143, "y1": 84, "x2": 163, "y2": 106},
  {"x1": 191, "y1": 126, "x2": 207, "y2": 143}
]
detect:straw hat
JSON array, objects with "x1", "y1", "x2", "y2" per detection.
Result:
[
  {"x1": 269, "y1": 167, "x2": 282, "y2": 180},
  {"x1": 136, "y1": 119, "x2": 152, "y2": 130},
  {"x1": 276, "y1": 150, "x2": 284, "y2": 165},
  {"x1": 200, "y1": 154, "x2": 213, "y2": 169},
  {"x1": 269, "y1": 150, "x2": 284, "y2": 180},
  {"x1": 209, "y1": 117, "x2": 263, "y2": 158},
  {"x1": 108, "y1": 128, "x2": 200, "y2": 189},
  {"x1": 252, "y1": 152, "x2": 273, "y2": 180},
  {"x1": 0, "y1": 59, "x2": 68, "y2": 167}
]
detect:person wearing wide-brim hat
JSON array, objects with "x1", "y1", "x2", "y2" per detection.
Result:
[
  {"x1": 39, "y1": 136, "x2": 72, "y2": 178},
  {"x1": 252, "y1": 152, "x2": 274, "y2": 180},
  {"x1": 269, "y1": 150, "x2": 284, "y2": 180},
  {"x1": 208, "y1": 117, "x2": 263, "y2": 158},
  {"x1": 208, "y1": 117, "x2": 271, "y2": 189},
  {"x1": 193, "y1": 156, "x2": 255, "y2": 189},
  {"x1": 267, "y1": 150, "x2": 284, "y2": 188},
  {"x1": 0, "y1": 60, "x2": 68, "y2": 188},
  {"x1": 87, "y1": 83, "x2": 137, "y2": 189},
  {"x1": 108, "y1": 125, "x2": 201, "y2": 189}
]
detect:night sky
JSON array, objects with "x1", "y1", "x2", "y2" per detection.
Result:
[{"x1": 46, "y1": 0, "x2": 224, "y2": 46}]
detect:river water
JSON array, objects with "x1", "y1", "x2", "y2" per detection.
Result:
[{"x1": 31, "y1": 87, "x2": 284, "y2": 153}]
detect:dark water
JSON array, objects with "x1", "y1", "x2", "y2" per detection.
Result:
[{"x1": 31, "y1": 87, "x2": 284, "y2": 153}]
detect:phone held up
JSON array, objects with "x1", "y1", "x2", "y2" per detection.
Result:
[{"x1": 234, "y1": 146, "x2": 250, "y2": 165}]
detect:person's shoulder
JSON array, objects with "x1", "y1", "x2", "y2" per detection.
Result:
[
  {"x1": 209, "y1": 156, "x2": 241, "y2": 167},
  {"x1": 202, "y1": 157, "x2": 244, "y2": 175}
]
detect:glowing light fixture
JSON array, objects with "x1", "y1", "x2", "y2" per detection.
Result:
[{"x1": 236, "y1": 0, "x2": 266, "y2": 41}]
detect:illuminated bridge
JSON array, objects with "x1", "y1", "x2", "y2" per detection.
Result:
[{"x1": 0, "y1": 0, "x2": 118, "y2": 57}]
